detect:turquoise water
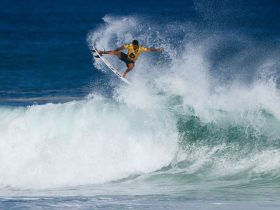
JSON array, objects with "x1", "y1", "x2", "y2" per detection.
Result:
[{"x1": 1, "y1": 0, "x2": 280, "y2": 209}]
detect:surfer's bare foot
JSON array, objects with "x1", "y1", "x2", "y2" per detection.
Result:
[{"x1": 122, "y1": 72, "x2": 127, "y2": 78}]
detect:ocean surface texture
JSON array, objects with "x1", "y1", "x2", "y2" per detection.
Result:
[{"x1": 1, "y1": 0, "x2": 280, "y2": 209}]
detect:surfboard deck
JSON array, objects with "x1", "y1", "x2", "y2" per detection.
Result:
[{"x1": 92, "y1": 46, "x2": 132, "y2": 85}]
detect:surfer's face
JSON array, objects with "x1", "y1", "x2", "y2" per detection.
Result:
[{"x1": 132, "y1": 44, "x2": 139, "y2": 50}]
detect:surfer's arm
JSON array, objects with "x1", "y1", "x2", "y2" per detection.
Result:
[{"x1": 145, "y1": 47, "x2": 164, "y2": 52}]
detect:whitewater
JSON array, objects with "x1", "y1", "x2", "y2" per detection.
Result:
[{"x1": 1, "y1": 12, "x2": 280, "y2": 210}]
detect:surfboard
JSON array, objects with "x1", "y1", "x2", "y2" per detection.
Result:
[{"x1": 92, "y1": 46, "x2": 131, "y2": 85}]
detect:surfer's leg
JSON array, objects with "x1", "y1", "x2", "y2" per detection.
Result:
[
  {"x1": 99, "y1": 50, "x2": 122, "y2": 58},
  {"x1": 122, "y1": 63, "x2": 134, "y2": 78}
]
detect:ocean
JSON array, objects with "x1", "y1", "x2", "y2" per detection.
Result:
[{"x1": 0, "y1": 0, "x2": 280, "y2": 209}]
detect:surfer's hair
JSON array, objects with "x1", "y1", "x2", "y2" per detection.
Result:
[{"x1": 132, "y1": 40, "x2": 139, "y2": 46}]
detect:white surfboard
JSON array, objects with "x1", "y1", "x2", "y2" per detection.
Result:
[{"x1": 92, "y1": 46, "x2": 131, "y2": 85}]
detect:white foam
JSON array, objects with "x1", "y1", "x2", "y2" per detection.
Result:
[{"x1": 0, "y1": 95, "x2": 178, "y2": 189}]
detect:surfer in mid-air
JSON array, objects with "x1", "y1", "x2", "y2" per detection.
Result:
[{"x1": 93, "y1": 40, "x2": 164, "y2": 78}]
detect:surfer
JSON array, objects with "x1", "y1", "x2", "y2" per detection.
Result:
[{"x1": 93, "y1": 40, "x2": 164, "y2": 78}]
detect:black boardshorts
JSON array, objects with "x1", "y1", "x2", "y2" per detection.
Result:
[{"x1": 119, "y1": 52, "x2": 134, "y2": 66}]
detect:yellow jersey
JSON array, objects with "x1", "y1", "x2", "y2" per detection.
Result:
[{"x1": 123, "y1": 44, "x2": 149, "y2": 62}]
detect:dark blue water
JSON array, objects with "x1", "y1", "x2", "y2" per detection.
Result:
[
  {"x1": 1, "y1": 0, "x2": 280, "y2": 209},
  {"x1": 1, "y1": 0, "x2": 279, "y2": 104}
]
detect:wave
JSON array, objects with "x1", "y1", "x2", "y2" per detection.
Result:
[
  {"x1": 0, "y1": 15, "x2": 280, "y2": 191},
  {"x1": 0, "y1": 95, "x2": 178, "y2": 189}
]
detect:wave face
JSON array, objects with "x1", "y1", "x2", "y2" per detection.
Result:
[
  {"x1": 0, "y1": 96, "x2": 178, "y2": 189},
  {"x1": 1, "y1": 14, "x2": 280, "y2": 199}
]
